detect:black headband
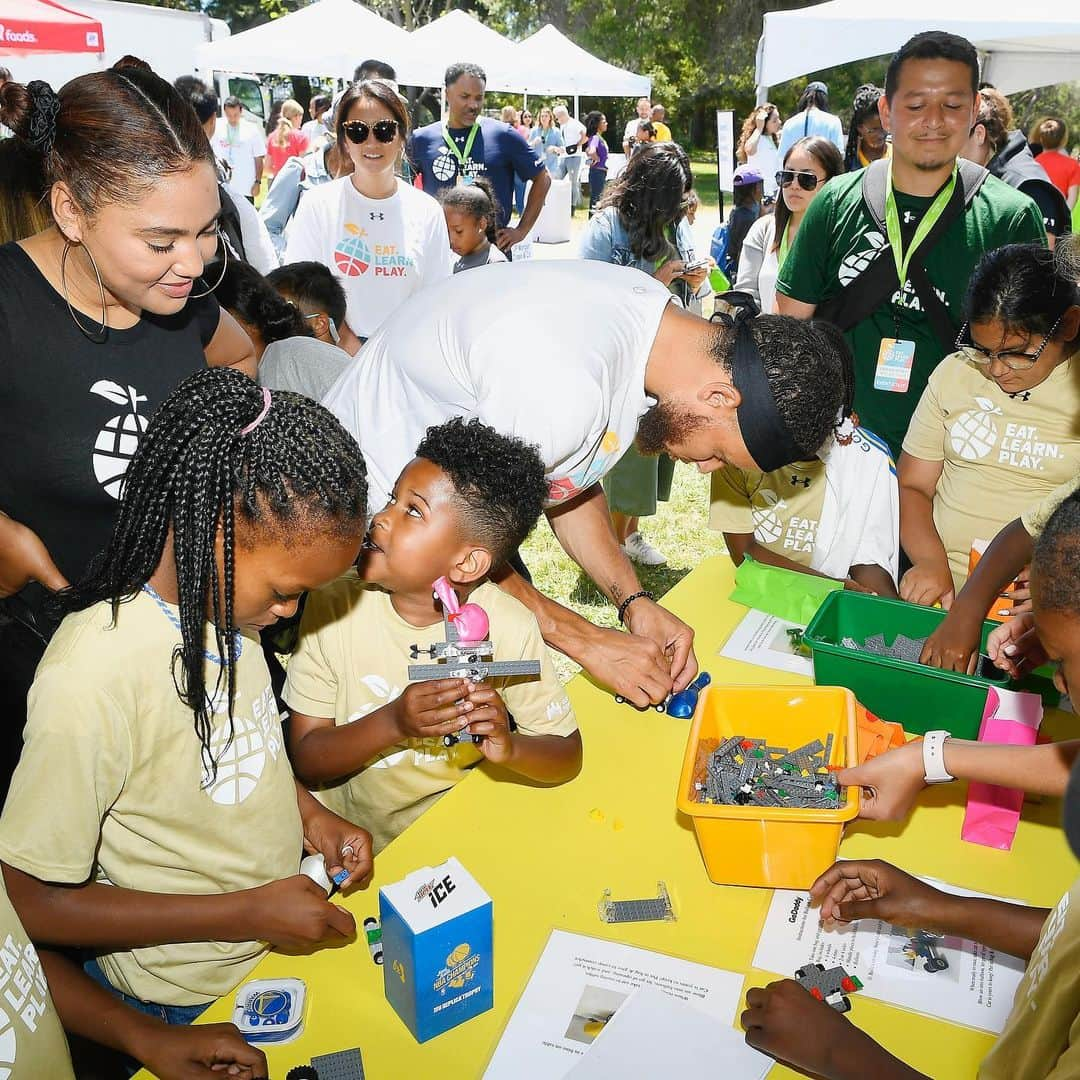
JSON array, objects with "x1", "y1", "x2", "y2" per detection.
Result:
[{"x1": 714, "y1": 292, "x2": 812, "y2": 472}]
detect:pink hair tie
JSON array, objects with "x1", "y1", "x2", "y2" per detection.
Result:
[{"x1": 239, "y1": 387, "x2": 272, "y2": 436}]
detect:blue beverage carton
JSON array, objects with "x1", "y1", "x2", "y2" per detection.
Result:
[{"x1": 379, "y1": 856, "x2": 493, "y2": 1042}]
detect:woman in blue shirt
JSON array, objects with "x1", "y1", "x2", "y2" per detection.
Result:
[
  {"x1": 530, "y1": 106, "x2": 565, "y2": 176},
  {"x1": 579, "y1": 142, "x2": 710, "y2": 567}
]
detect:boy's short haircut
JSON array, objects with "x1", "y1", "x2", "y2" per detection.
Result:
[
  {"x1": 416, "y1": 417, "x2": 547, "y2": 564},
  {"x1": 223, "y1": 95, "x2": 242, "y2": 110},
  {"x1": 267, "y1": 261, "x2": 348, "y2": 328},
  {"x1": 1033, "y1": 491, "x2": 1080, "y2": 615}
]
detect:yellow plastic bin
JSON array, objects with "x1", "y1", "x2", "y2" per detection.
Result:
[{"x1": 676, "y1": 685, "x2": 860, "y2": 889}]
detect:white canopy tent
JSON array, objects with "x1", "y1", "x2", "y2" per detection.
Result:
[
  {"x1": 404, "y1": 9, "x2": 540, "y2": 91},
  {"x1": 195, "y1": 0, "x2": 437, "y2": 83},
  {"x1": 511, "y1": 25, "x2": 651, "y2": 99},
  {"x1": 755, "y1": 0, "x2": 1080, "y2": 101}
]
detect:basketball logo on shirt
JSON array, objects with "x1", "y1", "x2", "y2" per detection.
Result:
[
  {"x1": 432, "y1": 147, "x2": 458, "y2": 183},
  {"x1": 949, "y1": 396, "x2": 1002, "y2": 461},
  {"x1": 751, "y1": 489, "x2": 786, "y2": 544},
  {"x1": 334, "y1": 224, "x2": 372, "y2": 276},
  {"x1": 202, "y1": 685, "x2": 281, "y2": 805},
  {"x1": 90, "y1": 381, "x2": 149, "y2": 500}
]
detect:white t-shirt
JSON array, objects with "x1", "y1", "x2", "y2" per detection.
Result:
[
  {"x1": 231, "y1": 188, "x2": 280, "y2": 274},
  {"x1": 746, "y1": 137, "x2": 781, "y2": 199},
  {"x1": 212, "y1": 119, "x2": 266, "y2": 199},
  {"x1": 323, "y1": 260, "x2": 671, "y2": 513},
  {"x1": 734, "y1": 214, "x2": 780, "y2": 313},
  {"x1": 623, "y1": 116, "x2": 650, "y2": 147},
  {"x1": 283, "y1": 176, "x2": 453, "y2": 339},
  {"x1": 561, "y1": 117, "x2": 586, "y2": 155}
]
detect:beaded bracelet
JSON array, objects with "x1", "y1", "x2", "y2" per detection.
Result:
[{"x1": 617, "y1": 589, "x2": 654, "y2": 625}]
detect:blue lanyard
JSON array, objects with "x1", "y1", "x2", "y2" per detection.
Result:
[{"x1": 141, "y1": 583, "x2": 242, "y2": 667}]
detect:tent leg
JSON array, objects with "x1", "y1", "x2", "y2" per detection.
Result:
[
  {"x1": 523, "y1": 92, "x2": 528, "y2": 112},
  {"x1": 574, "y1": 93, "x2": 579, "y2": 118}
]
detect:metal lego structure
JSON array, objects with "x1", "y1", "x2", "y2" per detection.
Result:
[
  {"x1": 598, "y1": 881, "x2": 676, "y2": 923},
  {"x1": 407, "y1": 577, "x2": 541, "y2": 747},
  {"x1": 794, "y1": 963, "x2": 863, "y2": 1012}
]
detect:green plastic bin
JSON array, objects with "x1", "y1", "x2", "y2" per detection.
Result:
[{"x1": 803, "y1": 591, "x2": 1057, "y2": 739}]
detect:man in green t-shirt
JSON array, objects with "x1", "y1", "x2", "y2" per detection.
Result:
[{"x1": 776, "y1": 31, "x2": 1046, "y2": 458}]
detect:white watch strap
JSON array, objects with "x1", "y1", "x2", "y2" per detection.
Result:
[{"x1": 922, "y1": 730, "x2": 954, "y2": 784}]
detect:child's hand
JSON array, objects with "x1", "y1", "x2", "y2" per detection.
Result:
[
  {"x1": 136, "y1": 1021, "x2": 268, "y2": 1078},
  {"x1": 301, "y1": 806, "x2": 373, "y2": 890},
  {"x1": 920, "y1": 607, "x2": 982, "y2": 673},
  {"x1": 247, "y1": 876, "x2": 356, "y2": 951},
  {"x1": 741, "y1": 978, "x2": 860, "y2": 1075},
  {"x1": 391, "y1": 678, "x2": 474, "y2": 741},
  {"x1": 899, "y1": 559, "x2": 954, "y2": 608},
  {"x1": 462, "y1": 681, "x2": 514, "y2": 764},
  {"x1": 833, "y1": 739, "x2": 926, "y2": 821},
  {"x1": 810, "y1": 859, "x2": 951, "y2": 929}
]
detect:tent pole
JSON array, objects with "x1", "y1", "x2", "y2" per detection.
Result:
[
  {"x1": 574, "y1": 93, "x2": 579, "y2": 118},
  {"x1": 523, "y1": 92, "x2": 528, "y2": 112}
]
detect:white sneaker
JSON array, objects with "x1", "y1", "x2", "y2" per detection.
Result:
[{"x1": 622, "y1": 531, "x2": 667, "y2": 566}]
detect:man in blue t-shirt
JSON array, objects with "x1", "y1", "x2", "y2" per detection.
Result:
[{"x1": 408, "y1": 62, "x2": 550, "y2": 254}]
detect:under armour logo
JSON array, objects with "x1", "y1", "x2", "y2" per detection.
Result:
[
  {"x1": 369, "y1": 212, "x2": 385, "y2": 221},
  {"x1": 1009, "y1": 390, "x2": 1031, "y2": 402},
  {"x1": 902, "y1": 211, "x2": 917, "y2": 224},
  {"x1": 790, "y1": 475, "x2": 811, "y2": 488}
]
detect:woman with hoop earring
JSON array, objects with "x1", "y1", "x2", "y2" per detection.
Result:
[{"x1": 0, "y1": 56, "x2": 256, "y2": 796}]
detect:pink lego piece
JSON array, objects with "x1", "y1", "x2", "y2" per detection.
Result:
[{"x1": 431, "y1": 576, "x2": 489, "y2": 643}]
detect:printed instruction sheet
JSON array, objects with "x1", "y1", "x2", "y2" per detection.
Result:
[
  {"x1": 719, "y1": 608, "x2": 814, "y2": 677},
  {"x1": 484, "y1": 930, "x2": 746, "y2": 1079},
  {"x1": 752, "y1": 873, "x2": 1027, "y2": 1033}
]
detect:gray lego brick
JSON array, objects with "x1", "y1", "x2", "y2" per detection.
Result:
[{"x1": 310, "y1": 1048, "x2": 365, "y2": 1080}]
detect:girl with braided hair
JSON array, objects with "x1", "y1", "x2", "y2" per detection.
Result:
[
  {"x1": 843, "y1": 84, "x2": 889, "y2": 172},
  {"x1": 0, "y1": 57, "x2": 257, "y2": 797},
  {"x1": 0, "y1": 368, "x2": 373, "y2": 1060}
]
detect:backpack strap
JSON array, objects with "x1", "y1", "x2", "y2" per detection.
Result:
[{"x1": 816, "y1": 159, "x2": 989, "y2": 350}]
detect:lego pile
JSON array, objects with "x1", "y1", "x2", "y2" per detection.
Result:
[
  {"x1": 840, "y1": 633, "x2": 927, "y2": 664},
  {"x1": 694, "y1": 735, "x2": 846, "y2": 809}
]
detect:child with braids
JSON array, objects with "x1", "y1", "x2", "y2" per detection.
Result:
[
  {"x1": 843, "y1": 84, "x2": 889, "y2": 172},
  {"x1": 709, "y1": 313, "x2": 900, "y2": 594},
  {"x1": 439, "y1": 177, "x2": 508, "y2": 272},
  {"x1": 0, "y1": 368, "x2": 373, "y2": 1044},
  {"x1": 285, "y1": 417, "x2": 581, "y2": 853}
]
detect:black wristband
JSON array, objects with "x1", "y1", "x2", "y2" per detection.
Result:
[{"x1": 617, "y1": 590, "x2": 654, "y2": 625}]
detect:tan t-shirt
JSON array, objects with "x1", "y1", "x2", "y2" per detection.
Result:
[
  {"x1": 0, "y1": 590, "x2": 303, "y2": 1006},
  {"x1": 1022, "y1": 473, "x2": 1080, "y2": 537},
  {"x1": 981, "y1": 878, "x2": 1080, "y2": 1079},
  {"x1": 0, "y1": 882, "x2": 75, "y2": 1079},
  {"x1": 903, "y1": 352, "x2": 1080, "y2": 589},
  {"x1": 284, "y1": 578, "x2": 576, "y2": 853},
  {"x1": 709, "y1": 459, "x2": 827, "y2": 567}
]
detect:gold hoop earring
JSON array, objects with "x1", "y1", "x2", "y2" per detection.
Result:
[
  {"x1": 190, "y1": 232, "x2": 229, "y2": 299},
  {"x1": 60, "y1": 239, "x2": 108, "y2": 343}
]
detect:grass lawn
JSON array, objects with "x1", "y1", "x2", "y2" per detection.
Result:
[{"x1": 520, "y1": 463, "x2": 728, "y2": 683}]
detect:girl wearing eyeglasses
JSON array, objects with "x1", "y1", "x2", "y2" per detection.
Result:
[
  {"x1": 284, "y1": 79, "x2": 452, "y2": 352},
  {"x1": 734, "y1": 136, "x2": 843, "y2": 313},
  {"x1": 898, "y1": 241, "x2": 1080, "y2": 611}
]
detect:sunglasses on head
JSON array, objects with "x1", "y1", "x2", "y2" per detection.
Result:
[
  {"x1": 343, "y1": 119, "x2": 400, "y2": 144},
  {"x1": 776, "y1": 169, "x2": 822, "y2": 191}
]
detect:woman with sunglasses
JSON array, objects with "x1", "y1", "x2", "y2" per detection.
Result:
[
  {"x1": 898, "y1": 241, "x2": 1080, "y2": 611},
  {"x1": 734, "y1": 136, "x2": 843, "y2": 313},
  {"x1": 284, "y1": 79, "x2": 452, "y2": 351},
  {"x1": 0, "y1": 58, "x2": 255, "y2": 796}
]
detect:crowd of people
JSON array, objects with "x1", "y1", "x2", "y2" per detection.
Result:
[{"x1": 0, "y1": 26, "x2": 1079, "y2": 1080}]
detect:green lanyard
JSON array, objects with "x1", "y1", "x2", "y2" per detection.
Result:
[
  {"x1": 442, "y1": 122, "x2": 479, "y2": 166},
  {"x1": 778, "y1": 222, "x2": 791, "y2": 270},
  {"x1": 884, "y1": 160, "x2": 957, "y2": 291}
]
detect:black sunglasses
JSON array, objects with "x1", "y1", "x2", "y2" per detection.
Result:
[
  {"x1": 343, "y1": 119, "x2": 400, "y2": 145},
  {"x1": 776, "y1": 169, "x2": 822, "y2": 192}
]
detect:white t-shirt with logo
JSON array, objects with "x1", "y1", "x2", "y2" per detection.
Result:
[
  {"x1": 323, "y1": 259, "x2": 672, "y2": 513},
  {"x1": 212, "y1": 119, "x2": 266, "y2": 199},
  {"x1": 0, "y1": 590, "x2": 303, "y2": 1006},
  {"x1": 283, "y1": 175, "x2": 453, "y2": 339}
]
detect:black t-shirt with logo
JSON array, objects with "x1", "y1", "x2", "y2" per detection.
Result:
[{"x1": 0, "y1": 242, "x2": 219, "y2": 631}]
